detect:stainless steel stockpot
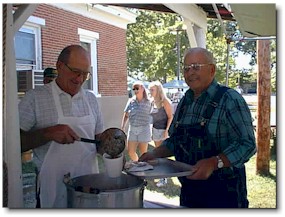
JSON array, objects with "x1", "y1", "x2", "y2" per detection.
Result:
[{"x1": 64, "y1": 173, "x2": 145, "y2": 208}]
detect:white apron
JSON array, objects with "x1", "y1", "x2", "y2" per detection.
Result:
[{"x1": 39, "y1": 83, "x2": 99, "y2": 208}]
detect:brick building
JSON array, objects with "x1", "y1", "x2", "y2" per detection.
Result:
[{"x1": 16, "y1": 3, "x2": 137, "y2": 128}]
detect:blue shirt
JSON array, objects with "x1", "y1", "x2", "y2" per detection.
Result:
[
  {"x1": 164, "y1": 80, "x2": 256, "y2": 168},
  {"x1": 124, "y1": 97, "x2": 152, "y2": 127}
]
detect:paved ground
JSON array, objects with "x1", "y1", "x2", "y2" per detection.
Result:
[
  {"x1": 22, "y1": 173, "x2": 37, "y2": 208},
  {"x1": 144, "y1": 189, "x2": 179, "y2": 206}
]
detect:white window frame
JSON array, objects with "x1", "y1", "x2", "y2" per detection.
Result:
[
  {"x1": 78, "y1": 28, "x2": 100, "y2": 96},
  {"x1": 16, "y1": 20, "x2": 43, "y2": 71},
  {"x1": 15, "y1": 16, "x2": 45, "y2": 94}
]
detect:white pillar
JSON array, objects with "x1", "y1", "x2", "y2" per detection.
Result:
[
  {"x1": 194, "y1": 26, "x2": 206, "y2": 48},
  {"x1": 164, "y1": 4, "x2": 207, "y2": 48},
  {"x1": 184, "y1": 19, "x2": 197, "y2": 48},
  {"x1": 3, "y1": 4, "x2": 23, "y2": 208}
]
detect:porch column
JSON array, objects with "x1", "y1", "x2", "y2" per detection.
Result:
[{"x1": 3, "y1": 4, "x2": 23, "y2": 208}]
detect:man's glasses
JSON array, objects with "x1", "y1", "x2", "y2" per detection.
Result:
[
  {"x1": 64, "y1": 63, "x2": 91, "y2": 80},
  {"x1": 183, "y1": 63, "x2": 212, "y2": 73}
]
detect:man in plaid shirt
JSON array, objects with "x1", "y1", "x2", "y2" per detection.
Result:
[{"x1": 140, "y1": 47, "x2": 256, "y2": 208}]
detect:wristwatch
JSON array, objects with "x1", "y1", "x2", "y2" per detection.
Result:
[{"x1": 216, "y1": 155, "x2": 224, "y2": 169}]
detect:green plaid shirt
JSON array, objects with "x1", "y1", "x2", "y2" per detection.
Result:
[{"x1": 164, "y1": 79, "x2": 256, "y2": 168}]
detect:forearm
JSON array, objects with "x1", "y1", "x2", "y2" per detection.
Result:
[
  {"x1": 151, "y1": 145, "x2": 173, "y2": 158},
  {"x1": 223, "y1": 138, "x2": 256, "y2": 168},
  {"x1": 121, "y1": 113, "x2": 128, "y2": 129},
  {"x1": 20, "y1": 129, "x2": 51, "y2": 153},
  {"x1": 223, "y1": 96, "x2": 257, "y2": 167},
  {"x1": 165, "y1": 118, "x2": 173, "y2": 132},
  {"x1": 164, "y1": 99, "x2": 173, "y2": 132}
]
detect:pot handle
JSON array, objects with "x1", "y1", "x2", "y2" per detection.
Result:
[{"x1": 63, "y1": 172, "x2": 72, "y2": 185}]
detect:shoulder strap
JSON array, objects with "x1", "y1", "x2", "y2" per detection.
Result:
[{"x1": 202, "y1": 86, "x2": 229, "y2": 121}]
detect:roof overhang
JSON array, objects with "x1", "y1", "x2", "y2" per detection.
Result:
[
  {"x1": 106, "y1": 3, "x2": 234, "y2": 20},
  {"x1": 229, "y1": 4, "x2": 276, "y2": 37},
  {"x1": 107, "y1": 3, "x2": 276, "y2": 38}
]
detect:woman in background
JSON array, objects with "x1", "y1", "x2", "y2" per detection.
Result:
[
  {"x1": 149, "y1": 81, "x2": 173, "y2": 187},
  {"x1": 121, "y1": 81, "x2": 152, "y2": 161}
]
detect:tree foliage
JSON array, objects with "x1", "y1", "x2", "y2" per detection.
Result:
[
  {"x1": 127, "y1": 10, "x2": 189, "y2": 83},
  {"x1": 226, "y1": 21, "x2": 276, "y2": 92},
  {"x1": 126, "y1": 9, "x2": 276, "y2": 93},
  {"x1": 206, "y1": 19, "x2": 232, "y2": 85}
]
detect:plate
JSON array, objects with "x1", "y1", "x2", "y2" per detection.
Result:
[{"x1": 125, "y1": 158, "x2": 194, "y2": 179}]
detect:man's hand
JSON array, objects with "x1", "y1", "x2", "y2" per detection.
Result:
[
  {"x1": 139, "y1": 151, "x2": 157, "y2": 162},
  {"x1": 44, "y1": 124, "x2": 79, "y2": 144},
  {"x1": 186, "y1": 157, "x2": 216, "y2": 180},
  {"x1": 20, "y1": 124, "x2": 80, "y2": 152},
  {"x1": 139, "y1": 145, "x2": 173, "y2": 162}
]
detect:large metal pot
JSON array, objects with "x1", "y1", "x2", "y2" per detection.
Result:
[{"x1": 64, "y1": 173, "x2": 145, "y2": 208}]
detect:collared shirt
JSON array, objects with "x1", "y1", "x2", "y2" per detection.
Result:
[
  {"x1": 19, "y1": 81, "x2": 104, "y2": 169},
  {"x1": 164, "y1": 80, "x2": 256, "y2": 168},
  {"x1": 124, "y1": 97, "x2": 152, "y2": 127}
]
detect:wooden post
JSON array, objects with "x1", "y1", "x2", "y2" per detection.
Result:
[{"x1": 256, "y1": 40, "x2": 271, "y2": 175}]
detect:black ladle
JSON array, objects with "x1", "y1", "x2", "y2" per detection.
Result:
[{"x1": 80, "y1": 127, "x2": 127, "y2": 158}]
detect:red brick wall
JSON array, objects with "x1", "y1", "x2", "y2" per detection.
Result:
[{"x1": 33, "y1": 4, "x2": 127, "y2": 96}]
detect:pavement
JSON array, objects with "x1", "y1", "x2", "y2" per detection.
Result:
[
  {"x1": 144, "y1": 189, "x2": 179, "y2": 207},
  {"x1": 22, "y1": 173, "x2": 37, "y2": 208}
]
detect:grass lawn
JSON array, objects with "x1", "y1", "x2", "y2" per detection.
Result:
[{"x1": 138, "y1": 141, "x2": 277, "y2": 208}]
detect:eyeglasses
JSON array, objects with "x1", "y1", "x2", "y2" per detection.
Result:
[
  {"x1": 183, "y1": 63, "x2": 212, "y2": 73},
  {"x1": 132, "y1": 87, "x2": 140, "y2": 91},
  {"x1": 64, "y1": 63, "x2": 91, "y2": 80}
]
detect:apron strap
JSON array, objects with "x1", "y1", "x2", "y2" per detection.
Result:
[{"x1": 201, "y1": 86, "x2": 229, "y2": 123}]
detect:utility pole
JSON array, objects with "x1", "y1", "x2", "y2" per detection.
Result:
[
  {"x1": 176, "y1": 31, "x2": 181, "y2": 80},
  {"x1": 169, "y1": 26, "x2": 186, "y2": 81}
]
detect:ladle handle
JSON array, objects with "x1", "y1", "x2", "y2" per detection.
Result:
[{"x1": 80, "y1": 138, "x2": 100, "y2": 145}]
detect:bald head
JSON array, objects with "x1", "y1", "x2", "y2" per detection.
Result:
[
  {"x1": 57, "y1": 45, "x2": 90, "y2": 64},
  {"x1": 55, "y1": 45, "x2": 91, "y2": 96}
]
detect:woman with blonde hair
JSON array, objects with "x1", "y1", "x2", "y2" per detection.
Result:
[
  {"x1": 121, "y1": 81, "x2": 152, "y2": 161},
  {"x1": 149, "y1": 81, "x2": 173, "y2": 187}
]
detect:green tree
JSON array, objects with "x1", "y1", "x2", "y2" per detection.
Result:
[
  {"x1": 231, "y1": 22, "x2": 276, "y2": 93},
  {"x1": 206, "y1": 19, "x2": 238, "y2": 87},
  {"x1": 269, "y1": 40, "x2": 276, "y2": 93},
  {"x1": 126, "y1": 10, "x2": 264, "y2": 89},
  {"x1": 127, "y1": 10, "x2": 189, "y2": 82}
]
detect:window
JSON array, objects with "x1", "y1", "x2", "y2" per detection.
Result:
[
  {"x1": 81, "y1": 41, "x2": 92, "y2": 90},
  {"x1": 15, "y1": 17, "x2": 44, "y2": 95},
  {"x1": 78, "y1": 28, "x2": 100, "y2": 95},
  {"x1": 15, "y1": 31, "x2": 36, "y2": 66}
]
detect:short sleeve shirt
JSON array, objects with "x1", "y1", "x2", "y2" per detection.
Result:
[
  {"x1": 124, "y1": 97, "x2": 152, "y2": 127},
  {"x1": 18, "y1": 81, "x2": 104, "y2": 169}
]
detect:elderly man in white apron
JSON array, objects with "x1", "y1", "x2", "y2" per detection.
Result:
[{"x1": 19, "y1": 45, "x2": 104, "y2": 208}]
